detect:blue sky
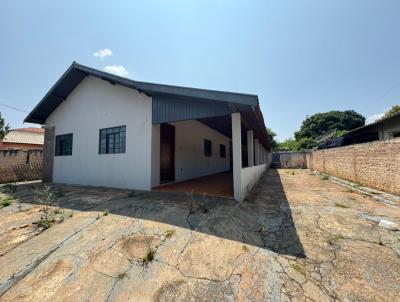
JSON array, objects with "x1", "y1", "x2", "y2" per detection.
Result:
[{"x1": 1, "y1": 0, "x2": 399, "y2": 140}]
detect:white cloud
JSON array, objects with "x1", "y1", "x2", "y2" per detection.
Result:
[
  {"x1": 366, "y1": 112, "x2": 384, "y2": 124},
  {"x1": 93, "y1": 48, "x2": 113, "y2": 60},
  {"x1": 104, "y1": 65, "x2": 129, "y2": 77}
]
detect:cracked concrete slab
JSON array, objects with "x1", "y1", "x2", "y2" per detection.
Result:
[{"x1": 0, "y1": 169, "x2": 399, "y2": 301}]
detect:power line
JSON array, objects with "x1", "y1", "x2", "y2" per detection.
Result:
[{"x1": 0, "y1": 102, "x2": 28, "y2": 113}]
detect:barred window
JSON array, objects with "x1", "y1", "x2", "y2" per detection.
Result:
[
  {"x1": 99, "y1": 126, "x2": 126, "y2": 154},
  {"x1": 55, "y1": 133, "x2": 73, "y2": 156}
]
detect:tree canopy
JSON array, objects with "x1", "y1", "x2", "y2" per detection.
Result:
[
  {"x1": 380, "y1": 105, "x2": 400, "y2": 120},
  {"x1": 0, "y1": 112, "x2": 10, "y2": 140},
  {"x1": 294, "y1": 110, "x2": 365, "y2": 141},
  {"x1": 267, "y1": 128, "x2": 278, "y2": 150}
]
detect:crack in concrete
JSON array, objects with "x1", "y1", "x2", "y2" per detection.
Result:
[{"x1": 0, "y1": 216, "x2": 101, "y2": 297}]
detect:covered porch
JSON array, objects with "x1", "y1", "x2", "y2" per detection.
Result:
[{"x1": 150, "y1": 92, "x2": 272, "y2": 201}]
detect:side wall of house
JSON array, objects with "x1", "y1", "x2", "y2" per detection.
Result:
[
  {"x1": 308, "y1": 138, "x2": 400, "y2": 195},
  {"x1": 170, "y1": 120, "x2": 231, "y2": 183},
  {"x1": 46, "y1": 76, "x2": 153, "y2": 190}
]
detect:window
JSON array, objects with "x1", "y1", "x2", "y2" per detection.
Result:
[
  {"x1": 99, "y1": 126, "x2": 126, "y2": 154},
  {"x1": 220, "y1": 144, "x2": 226, "y2": 158},
  {"x1": 55, "y1": 133, "x2": 73, "y2": 156},
  {"x1": 204, "y1": 139, "x2": 212, "y2": 157}
]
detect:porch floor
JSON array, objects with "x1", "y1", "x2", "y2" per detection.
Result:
[{"x1": 154, "y1": 172, "x2": 233, "y2": 198}]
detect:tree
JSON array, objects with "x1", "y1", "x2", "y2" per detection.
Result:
[
  {"x1": 277, "y1": 138, "x2": 300, "y2": 151},
  {"x1": 380, "y1": 105, "x2": 400, "y2": 120},
  {"x1": 0, "y1": 112, "x2": 9, "y2": 140},
  {"x1": 267, "y1": 128, "x2": 278, "y2": 150},
  {"x1": 294, "y1": 110, "x2": 365, "y2": 141}
]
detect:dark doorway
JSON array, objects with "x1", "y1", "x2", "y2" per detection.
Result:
[{"x1": 160, "y1": 123, "x2": 175, "y2": 183}]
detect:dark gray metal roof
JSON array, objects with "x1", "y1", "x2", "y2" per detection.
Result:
[{"x1": 25, "y1": 62, "x2": 270, "y2": 148}]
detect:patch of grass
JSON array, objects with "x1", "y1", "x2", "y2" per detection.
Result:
[
  {"x1": 335, "y1": 202, "x2": 350, "y2": 208},
  {"x1": 291, "y1": 170, "x2": 295, "y2": 175},
  {"x1": 103, "y1": 209, "x2": 109, "y2": 216},
  {"x1": 1, "y1": 196, "x2": 13, "y2": 208},
  {"x1": 291, "y1": 263, "x2": 306, "y2": 276},
  {"x1": 241, "y1": 245, "x2": 249, "y2": 253},
  {"x1": 321, "y1": 175, "x2": 330, "y2": 180},
  {"x1": 117, "y1": 272, "x2": 127, "y2": 280},
  {"x1": 141, "y1": 247, "x2": 156, "y2": 264},
  {"x1": 164, "y1": 230, "x2": 176, "y2": 238}
]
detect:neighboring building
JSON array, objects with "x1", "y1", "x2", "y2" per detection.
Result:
[
  {"x1": 318, "y1": 113, "x2": 400, "y2": 149},
  {"x1": 25, "y1": 62, "x2": 272, "y2": 201},
  {"x1": 0, "y1": 127, "x2": 44, "y2": 150}
]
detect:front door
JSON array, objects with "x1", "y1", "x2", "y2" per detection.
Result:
[{"x1": 160, "y1": 124, "x2": 175, "y2": 183}]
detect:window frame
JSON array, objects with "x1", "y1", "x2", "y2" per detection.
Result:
[
  {"x1": 204, "y1": 139, "x2": 212, "y2": 157},
  {"x1": 220, "y1": 144, "x2": 226, "y2": 158},
  {"x1": 55, "y1": 133, "x2": 73, "y2": 156},
  {"x1": 99, "y1": 125, "x2": 126, "y2": 155}
]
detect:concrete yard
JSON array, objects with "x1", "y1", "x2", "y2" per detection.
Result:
[{"x1": 0, "y1": 169, "x2": 399, "y2": 301}]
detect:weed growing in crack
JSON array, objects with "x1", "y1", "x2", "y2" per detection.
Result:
[
  {"x1": 164, "y1": 230, "x2": 176, "y2": 238},
  {"x1": 291, "y1": 263, "x2": 306, "y2": 276},
  {"x1": 117, "y1": 272, "x2": 127, "y2": 280},
  {"x1": 37, "y1": 186, "x2": 56, "y2": 229},
  {"x1": 335, "y1": 202, "x2": 350, "y2": 208},
  {"x1": 1, "y1": 196, "x2": 13, "y2": 208},
  {"x1": 141, "y1": 246, "x2": 156, "y2": 264},
  {"x1": 321, "y1": 175, "x2": 330, "y2": 180},
  {"x1": 35, "y1": 186, "x2": 67, "y2": 229},
  {"x1": 328, "y1": 234, "x2": 344, "y2": 245},
  {"x1": 103, "y1": 209, "x2": 109, "y2": 216},
  {"x1": 241, "y1": 245, "x2": 250, "y2": 253}
]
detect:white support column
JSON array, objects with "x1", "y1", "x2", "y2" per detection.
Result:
[
  {"x1": 247, "y1": 130, "x2": 254, "y2": 167},
  {"x1": 254, "y1": 138, "x2": 260, "y2": 165},
  {"x1": 232, "y1": 112, "x2": 242, "y2": 201},
  {"x1": 263, "y1": 146, "x2": 265, "y2": 165}
]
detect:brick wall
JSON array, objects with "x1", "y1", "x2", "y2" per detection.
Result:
[
  {"x1": 0, "y1": 150, "x2": 43, "y2": 183},
  {"x1": 308, "y1": 138, "x2": 400, "y2": 195}
]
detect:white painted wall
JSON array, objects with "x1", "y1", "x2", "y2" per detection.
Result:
[
  {"x1": 241, "y1": 164, "x2": 267, "y2": 200},
  {"x1": 46, "y1": 76, "x2": 153, "y2": 190},
  {"x1": 166, "y1": 120, "x2": 231, "y2": 183}
]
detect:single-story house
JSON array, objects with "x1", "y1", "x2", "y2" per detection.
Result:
[
  {"x1": 318, "y1": 112, "x2": 400, "y2": 149},
  {"x1": 0, "y1": 127, "x2": 44, "y2": 150},
  {"x1": 25, "y1": 62, "x2": 272, "y2": 201}
]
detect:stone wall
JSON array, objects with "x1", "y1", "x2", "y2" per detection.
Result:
[
  {"x1": 0, "y1": 150, "x2": 43, "y2": 183},
  {"x1": 308, "y1": 138, "x2": 400, "y2": 195}
]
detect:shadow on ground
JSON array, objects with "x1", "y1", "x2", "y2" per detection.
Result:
[{"x1": 5, "y1": 169, "x2": 304, "y2": 257}]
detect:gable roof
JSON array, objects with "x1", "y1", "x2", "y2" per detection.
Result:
[{"x1": 25, "y1": 62, "x2": 270, "y2": 148}]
